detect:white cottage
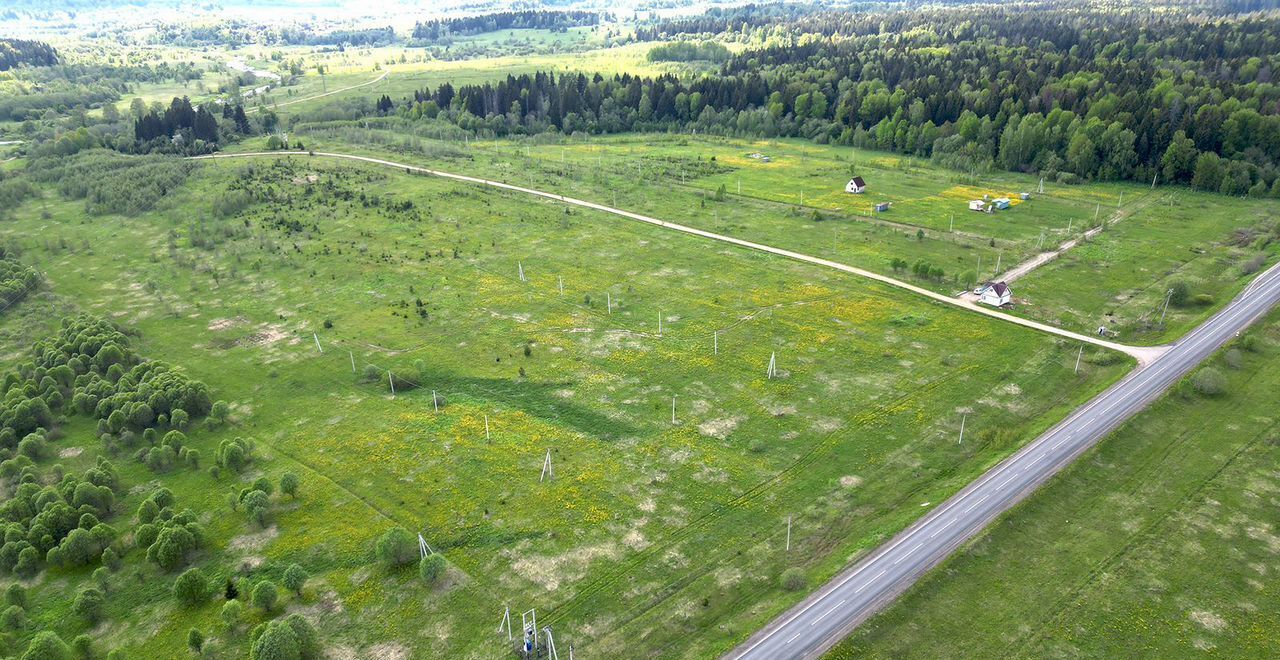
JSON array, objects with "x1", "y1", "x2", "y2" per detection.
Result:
[
  {"x1": 977, "y1": 281, "x2": 1012, "y2": 307},
  {"x1": 845, "y1": 176, "x2": 867, "y2": 194}
]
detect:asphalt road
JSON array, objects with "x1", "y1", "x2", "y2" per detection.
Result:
[{"x1": 729, "y1": 260, "x2": 1280, "y2": 660}]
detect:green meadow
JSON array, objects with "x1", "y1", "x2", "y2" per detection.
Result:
[
  {"x1": 0, "y1": 154, "x2": 1128, "y2": 657},
  {"x1": 271, "y1": 130, "x2": 1278, "y2": 344}
]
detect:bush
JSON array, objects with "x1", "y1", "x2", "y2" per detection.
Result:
[
  {"x1": 20, "y1": 631, "x2": 72, "y2": 660},
  {"x1": 375, "y1": 527, "x2": 417, "y2": 567},
  {"x1": 282, "y1": 563, "x2": 308, "y2": 596},
  {"x1": 1168, "y1": 280, "x2": 1191, "y2": 307},
  {"x1": 250, "y1": 619, "x2": 299, "y2": 660},
  {"x1": 282, "y1": 614, "x2": 321, "y2": 659},
  {"x1": 419, "y1": 553, "x2": 447, "y2": 584},
  {"x1": 72, "y1": 587, "x2": 105, "y2": 624},
  {"x1": 280, "y1": 472, "x2": 299, "y2": 498},
  {"x1": 221, "y1": 599, "x2": 242, "y2": 630},
  {"x1": 780, "y1": 568, "x2": 806, "y2": 591},
  {"x1": 188, "y1": 628, "x2": 204, "y2": 653},
  {"x1": 1191, "y1": 367, "x2": 1227, "y2": 396},
  {"x1": 242, "y1": 489, "x2": 270, "y2": 527},
  {"x1": 71, "y1": 635, "x2": 94, "y2": 659},
  {"x1": 1191, "y1": 293, "x2": 1214, "y2": 306},
  {"x1": 251, "y1": 580, "x2": 278, "y2": 612},
  {"x1": 173, "y1": 567, "x2": 210, "y2": 606},
  {"x1": 1, "y1": 604, "x2": 26, "y2": 631}
]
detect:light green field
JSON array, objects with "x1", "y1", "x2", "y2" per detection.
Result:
[
  {"x1": 0, "y1": 153, "x2": 1128, "y2": 657},
  {"x1": 829, "y1": 309, "x2": 1280, "y2": 658},
  {"x1": 1012, "y1": 191, "x2": 1279, "y2": 343},
  {"x1": 271, "y1": 130, "x2": 1278, "y2": 344}
]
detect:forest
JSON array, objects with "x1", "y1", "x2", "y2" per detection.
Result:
[
  {"x1": 0, "y1": 61, "x2": 204, "y2": 122},
  {"x1": 410, "y1": 10, "x2": 599, "y2": 41},
  {"x1": 0, "y1": 39, "x2": 58, "y2": 71},
  {"x1": 647, "y1": 40, "x2": 732, "y2": 63},
  {"x1": 391, "y1": 3, "x2": 1280, "y2": 195}
]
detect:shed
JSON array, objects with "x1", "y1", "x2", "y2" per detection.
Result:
[
  {"x1": 874, "y1": 202, "x2": 891, "y2": 212},
  {"x1": 1019, "y1": 192, "x2": 1031, "y2": 200},
  {"x1": 968, "y1": 200, "x2": 986, "y2": 212},
  {"x1": 993, "y1": 197, "x2": 1011, "y2": 210},
  {"x1": 845, "y1": 176, "x2": 867, "y2": 194},
  {"x1": 978, "y1": 281, "x2": 1011, "y2": 307}
]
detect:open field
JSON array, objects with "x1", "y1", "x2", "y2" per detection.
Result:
[
  {"x1": 829, "y1": 308, "x2": 1280, "y2": 658},
  {"x1": 0, "y1": 153, "x2": 1129, "y2": 657},
  {"x1": 1012, "y1": 192, "x2": 1280, "y2": 343},
  {"x1": 269, "y1": 130, "x2": 1280, "y2": 344}
]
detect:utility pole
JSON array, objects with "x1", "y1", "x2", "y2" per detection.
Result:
[
  {"x1": 312, "y1": 333, "x2": 323, "y2": 353},
  {"x1": 540, "y1": 450, "x2": 553, "y2": 482},
  {"x1": 558, "y1": 275, "x2": 564, "y2": 296},
  {"x1": 388, "y1": 372, "x2": 396, "y2": 398},
  {"x1": 432, "y1": 390, "x2": 439, "y2": 412},
  {"x1": 671, "y1": 395, "x2": 677, "y2": 424},
  {"x1": 1075, "y1": 345, "x2": 1084, "y2": 374},
  {"x1": 657, "y1": 310, "x2": 663, "y2": 336},
  {"x1": 786, "y1": 515, "x2": 792, "y2": 551},
  {"x1": 958, "y1": 414, "x2": 966, "y2": 444},
  {"x1": 485, "y1": 414, "x2": 490, "y2": 440},
  {"x1": 1160, "y1": 288, "x2": 1174, "y2": 323},
  {"x1": 713, "y1": 331, "x2": 718, "y2": 355},
  {"x1": 349, "y1": 350, "x2": 355, "y2": 373}
]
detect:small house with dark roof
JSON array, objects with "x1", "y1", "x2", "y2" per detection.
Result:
[
  {"x1": 977, "y1": 281, "x2": 1011, "y2": 307},
  {"x1": 845, "y1": 176, "x2": 866, "y2": 194}
]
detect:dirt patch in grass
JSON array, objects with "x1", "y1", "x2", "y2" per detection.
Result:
[
  {"x1": 240, "y1": 323, "x2": 294, "y2": 346},
  {"x1": 508, "y1": 541, "x2": 622, "y2": 592},
  {"x1": 58, "y1": 447, "x2": 84, "y2": 459},
  {"x1": 1189, "y1": 609, "x2": 1228, "y2": 632},
  {"x1": 208, "y1": 316, "x2": 247, "y2": 331},
  {"x1": 229, "y1": 526, "x2": 279, "y2": 552},
  {"x1": 366, "y1": 642, "x2": 409, "y2": 659},
  {"x1": 698, "y1": 416, "x2": 743, "y2": 439}
]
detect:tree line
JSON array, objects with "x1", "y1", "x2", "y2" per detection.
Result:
[
  {"x1": 0, "y1": 246, "x2": 39, "y2": 309},
  {"x1": 647, "y1": 41, "x2": 731, "y2": 63},
  {"x1": 0, "y1": 38, "x2": 58, "y2": 71},
  {"x1": 386, "y1": 3, "x2": 1280, "y2": 195},
  {"x1": 411, "y1": 9, "x2": 599, "y2": 41}
]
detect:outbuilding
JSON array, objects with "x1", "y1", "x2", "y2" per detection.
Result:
[
  {"x1": 969, "y1": 200, "x2": 986, "y2": 212},
  {"x1": 845, "y1": 176, "x2": 867, "y2": 194},
  {"x1": 977, "y1": 281, "x2": 1012, "y2": 307},
  {"x1": 993, "y1": 197, "x2": 1011, "y2": 210},
  {"x1": 874, "y1": 202, "x2": 891, "y2": 212}
]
